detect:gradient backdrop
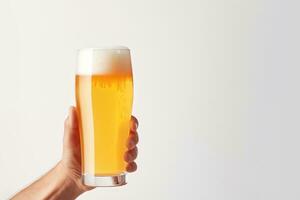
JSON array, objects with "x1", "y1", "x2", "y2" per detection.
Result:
[{"x1": 0, "y1": 0, "x2": 300, "y2": 199}]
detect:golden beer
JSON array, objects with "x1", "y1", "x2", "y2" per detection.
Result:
[{"x1": 75, "y1": 47, "x2": 133, "y2": 186}]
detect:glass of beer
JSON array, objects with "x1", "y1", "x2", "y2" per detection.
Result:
[{"x1": 75, "y1": 46, "x2": 133, "y2": 187}]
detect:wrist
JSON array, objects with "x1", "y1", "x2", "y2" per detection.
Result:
[
  {"x1": 56, "y1": 161, "x2": 94, "y2": 194},
  {"x1": 55, "y1": 162, "x2": 86, "y2": 197}
]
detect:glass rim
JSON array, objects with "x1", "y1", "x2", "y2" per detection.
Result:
[{"x1": 77, "y1": 46, "x2": 130, "y2": 52}]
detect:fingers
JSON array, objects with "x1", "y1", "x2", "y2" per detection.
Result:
[
  {"x1": 69, "y1": 106, "x2": 78, "y2": 129},
  {"x1": 127, "y1": 115, "x2": 139, "y2": 149},
  {"x1": 126, "y1": 115, "x2": 139, "y2": 173},
  {"x1": 126, "y1": 162, "x2": 137, "y2": 172},
  {"x1": 63, "y1": 106, "x2": 80, "y2": 147},
  {"x1": 126, "y1": 131, "x2": 139, "y2": 149},
  {"x1": 130, "y1": 116, "x2": 138, "y2": 131},
  {"x1": 65, "y1": 106, "x2": 78, "y2": 131},
  {"x1": 124, "y1": 147, "x2": 138, "y2": 162}
]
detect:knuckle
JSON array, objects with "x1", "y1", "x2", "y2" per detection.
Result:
[
  {"x1": 131, "y1": 116, "x2": 138, "y2": 126},
  {"x1": 135, "y1": 134, "x2": 139, "y2": 144},
  {"x1": 131, "y1": 162, "x2": 137, "y2": 170},
  {"x1": 126, "y1": 162, "x2": 137, "y2": 172},
  {"x1": 130, "y1": 147, "x2": 138, "y2": 158},
  {"x1": 134, "y1": 148, "x2": 138, "y2": 158}
]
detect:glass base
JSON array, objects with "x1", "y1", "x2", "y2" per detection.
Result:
[{"x1": 83, "y1": 173, "x2": 126, "y2": 187}]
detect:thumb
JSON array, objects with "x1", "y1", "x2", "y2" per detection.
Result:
[{"x1": 63, "y1": 106, "x2": 80, "y2": 150}]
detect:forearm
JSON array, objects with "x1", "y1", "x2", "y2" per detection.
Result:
[{"x1": 11, "y1": 162, "x2": 84, "y2": 200}]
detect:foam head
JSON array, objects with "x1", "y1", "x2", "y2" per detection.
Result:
[{"x1": 77, "y1": 46, "x2": 131, "y2": 75}]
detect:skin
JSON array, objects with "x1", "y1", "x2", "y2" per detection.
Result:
[{"x1": 11, "y1": 106, "x2": 139, "y2": 200}]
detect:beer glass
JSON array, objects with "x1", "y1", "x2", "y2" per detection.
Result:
[{"x1": 75, "y1": 47, "x2": 133, "y2": 187}]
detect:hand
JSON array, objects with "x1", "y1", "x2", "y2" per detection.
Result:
[
  {"x1": 11, "y1": 106, "x2": 138, "y2": 199},
  {"x1": 60, "y1": 106, "x2": 139, "y2": 192}
]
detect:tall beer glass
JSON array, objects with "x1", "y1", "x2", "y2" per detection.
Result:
[{"x1": 75, "y1": 47, "x2": 133, "y2": 187}]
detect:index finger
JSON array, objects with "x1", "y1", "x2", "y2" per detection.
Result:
[{"x1": 130, "y1": 116, "x2": 139, "y2": 131}]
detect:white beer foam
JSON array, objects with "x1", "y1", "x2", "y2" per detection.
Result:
[{"x1": 77, "y1": 46, "x2": 131, "y2": 75}]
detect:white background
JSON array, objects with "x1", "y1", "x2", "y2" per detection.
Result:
[{"x1": 0, "y1": 0, "x2": 300, "y2": 199}]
